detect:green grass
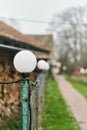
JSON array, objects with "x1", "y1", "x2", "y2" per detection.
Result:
[
  {"x1": 66, "y1": 76, "x2": 87, "y2": 85},
  {"x1": 42, "y1": 77, "x2": 80, "y2": 130},
  {"x1": 66, "y1": 76, "x2": 87, "y2": 99}
]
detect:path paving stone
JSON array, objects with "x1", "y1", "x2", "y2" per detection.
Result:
[{"x1": 55, "y1": 76, "x2": 87, "y2": 130}]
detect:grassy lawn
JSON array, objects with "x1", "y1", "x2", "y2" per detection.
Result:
[
  {"x1": 42, "y1": 76, "x2": 80, "y2": 130},
  {"x1": 66, "y1": 76, "x2": 87, "y2": 99}
]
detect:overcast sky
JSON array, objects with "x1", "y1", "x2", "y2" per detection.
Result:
[{"x1": 0, "y1": 0, "x2": 87, "y2": 34}]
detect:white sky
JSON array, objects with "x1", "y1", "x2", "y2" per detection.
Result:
[{"x1": 0, "y1": 0, "x2": 87, "y2": 34}]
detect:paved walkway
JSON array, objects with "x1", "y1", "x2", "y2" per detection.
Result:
[{"x1": 55, "y1": 75, "x2": 87, "y2": 130}]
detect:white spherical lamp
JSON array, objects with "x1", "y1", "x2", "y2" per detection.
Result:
[
  {"x1": 45, "y1": 62, "x2": 50, "y2": 70},
  {"x1": 13, "y1": 50, "x2": 37, "y2": 73},
  {"x1": 37, "y1": 60, "x2": 50, "y2": 70},
  {"x1": 37, "y1": 60, "x2": 46, "y2": 70}
]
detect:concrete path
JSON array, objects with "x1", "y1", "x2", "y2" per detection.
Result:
[{"x1": 55, "y1": 75, "x2": 87, "y2": 130}]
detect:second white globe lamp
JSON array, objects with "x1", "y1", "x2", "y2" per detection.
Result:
[{"x1": 37, "y1": 60, "x2": 50, "y2": 70}]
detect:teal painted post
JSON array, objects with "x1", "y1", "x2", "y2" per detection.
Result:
[{"x1": 22, "y1": 80, "x2": 29, "y2": 130}]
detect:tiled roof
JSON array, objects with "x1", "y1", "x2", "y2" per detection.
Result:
[
  {"x1": 35, "y1": 53, "x2": 51, "y2": 59},
  {"x1": 0, "y1": 21, "x2": 50, "y2": 52},
  {"x1": 27, "y1": 34, "x2": 54, "y2": 59},
  {"x1": 27, "y1": 34, "x2": 53, "y2": 48}
]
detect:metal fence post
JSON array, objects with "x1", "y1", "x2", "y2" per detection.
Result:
[{"x1": 22, "y1": 80, "x2": 28, "y2": 130}]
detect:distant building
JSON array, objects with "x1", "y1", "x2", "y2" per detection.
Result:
[
  {"x1": 26, "y1": 34, "x2": 54, "y2": 58},
  {"x1": 27, "y1": 34, "x2": 53, "y2": 47},
  {"x1": 72, "y1": 66, "x2": 80, "y2": 76}
]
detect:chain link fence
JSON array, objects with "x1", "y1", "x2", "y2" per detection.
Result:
[{"x1": 30, "y1": 72, "x2": 46, "y2": 130}]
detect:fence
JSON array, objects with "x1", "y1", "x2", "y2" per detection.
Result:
[
  {"x1": 31, "y1": 72, "x2": 46, "y2": 129},
  {"x1": 0, "y1": 71, "x2": 46, "y2": 130}
]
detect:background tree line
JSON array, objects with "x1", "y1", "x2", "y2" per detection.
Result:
[{"x1": 50, "y1": 6, "x2": 87, "y2": 74}]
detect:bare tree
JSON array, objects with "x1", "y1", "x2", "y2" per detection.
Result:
[{"x1": 50, "y1": 6, "x2": 87, "y2": 68}]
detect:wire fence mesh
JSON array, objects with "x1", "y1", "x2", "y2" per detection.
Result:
[{"x1": 31, "y1": 72, "x2": 46, "y2": 130}]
